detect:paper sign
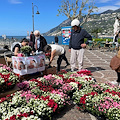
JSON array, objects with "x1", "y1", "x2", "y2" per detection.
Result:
[{"x1": 12, "y1": 54, "x2": 45, "y2": 75}]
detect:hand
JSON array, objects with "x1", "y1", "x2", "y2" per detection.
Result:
[
  {"x1": 69, "y1": 49, "x2": 71, "y2": 52},
  {"x1": 32, "y1": 51, "x2": 34, "y2": 55},
  {"x1": 81, "y1": 43, "x2": 86, "y2": 48}
]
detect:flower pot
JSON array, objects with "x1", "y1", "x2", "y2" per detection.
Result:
[
  {"x1": 96, "y1": 115, "x2": 106, "y2": 120},
  {"x1": 24, "y1": 52, "x2": 30, "y2": 57}
]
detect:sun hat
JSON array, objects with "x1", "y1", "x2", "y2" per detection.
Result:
[{"x1": 71, "y1": 19, "x2": 80, "y2": 27}]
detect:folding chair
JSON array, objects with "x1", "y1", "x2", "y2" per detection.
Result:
[
  {"x1": 4, "y1": 51, "x2": 13, "y2": 68},
  {"x1": 88, "y1": 41, "x2": 94, "y2": 50}
]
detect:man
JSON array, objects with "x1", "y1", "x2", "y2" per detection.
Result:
[
  {"x1": 32, "y1": 30, "x2": 47, "y2": 53},
  {"x1": 29, "y1": 31, "x2": 35, "y2": 47},
  {"x1": 69, "y1": 19, "x2": 92, "y2": 71},
  {"x1": 113, "y1": 17, "x2": 120, "y2": 47},
  {"x1": 44, "y1": 44, "x2": 70, "y2": 72},
  {"x1": 54, "y1": 35, "x2": 59, "y2": 45}
]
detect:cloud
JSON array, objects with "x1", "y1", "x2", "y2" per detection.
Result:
[
  {"x1": 9, "y1": 0, "x2": 22, "y2": 4},
  {"x1": 96, "y1": 6, "x2": 119, "y2": 13},
  {"x1": 97, "y1": 0, "x2": 112, "y2": 3},
  {"x1": 115, "y1": 2, "x2": 120, "y2": 5}
]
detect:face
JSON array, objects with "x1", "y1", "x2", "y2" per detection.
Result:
[
  {"x1": 35, "y1": 33, "x2": 40, "y2": 37},
  {"x1": 22, "y1": 41, "x2": 28, "y2": 46},
  {"x1": 47, "y1": 49, "x2": 51, "y2": 53},
  {"x1": 73, "y1": 26, "x2": 78, "y2": 31}
]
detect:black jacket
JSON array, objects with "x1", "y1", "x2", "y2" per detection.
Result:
[
  {"x1": 32, "y1": 35, "x2": 47, "y2": 52},
  {"x1": 69, "y1": 28, "x2": 92, "y2": 50}
]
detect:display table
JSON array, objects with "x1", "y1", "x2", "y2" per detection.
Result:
[{"x1": 12, "y1": 54, "x2": 45, "y2": 76}]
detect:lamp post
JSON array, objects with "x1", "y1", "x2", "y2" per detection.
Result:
[{"x1": 32, "y1": 3, "x2": 40, "y2": 32}]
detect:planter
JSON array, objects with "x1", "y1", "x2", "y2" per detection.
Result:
[
  {"x1": 24, "y1": 52, "x2": 30, "y2": 57},
  {"x1": 96, "y1": 115, "x2": 106, "y2": 120}
]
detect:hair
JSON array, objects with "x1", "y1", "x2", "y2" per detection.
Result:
[
  {"x1": 20, "y1": 38, "x2": 29, "y2": 43},
  {"x1": 34, "y1": 30, "x2": 40, "y2": 35},
  {"x1": 44, "y1": 45, "x2": 51, "y2": 52},
  {"x1": 117, "y1": 17, "x2": 120, "y2": 19}
]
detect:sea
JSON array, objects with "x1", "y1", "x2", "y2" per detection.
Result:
[{"x1": 0, "y1": 36, "x2": 63, "y2": 45}]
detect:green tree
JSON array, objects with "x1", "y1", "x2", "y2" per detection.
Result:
[
  {"x1": 91, "y1": 28, "x2": 102, "y2": 38},
  {"x1": 57, "y1": 0, "x2": 98, "y2": 26}
]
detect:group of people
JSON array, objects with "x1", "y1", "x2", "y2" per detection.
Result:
[
  {"x1": 12, "y1": 18, "x2": 120, "y2": 86},
  {"x1": 12, "y1": 19, "x2": 92, "y2": 73}
]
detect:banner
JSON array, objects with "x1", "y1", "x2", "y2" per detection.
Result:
[
  {"x1": 61, "y1": 26, "x2": 71, "y2": 45},
  {"x1": 12, "y1": 54, "x2": 45, "y2": 75}
]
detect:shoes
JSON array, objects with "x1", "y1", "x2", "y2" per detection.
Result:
[
  {"x1": 71, "y1": 68, "x2": 78, "y2": 72},
  {"x1": 65, "y1": 63, "x2": 70, "y2": 68},
  {"x1": 111, "y1": 81, "x2": 118, "y2": 85},
  {"x1": 118, "y1": 82, "x2": 120, "y2": 86}
]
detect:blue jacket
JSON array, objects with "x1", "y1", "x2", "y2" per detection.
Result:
[{"x1": 69, "y1": 27, "x2": 92, "y2": 50}]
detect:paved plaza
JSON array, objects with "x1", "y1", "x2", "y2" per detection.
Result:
[
  {"x1": 51, "y1": 45, "x2": 117, "y2": 120},
  {"x1": 0, "y1": 45, "x2": 118, "y2": 120}
]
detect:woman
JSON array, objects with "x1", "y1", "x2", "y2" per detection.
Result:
[
  {"x1": 110, "y1": 48, "x2": 120, "y2": 86},
  {"x1": 12, "y1": 38, "x2": 29, "y2": 56}
]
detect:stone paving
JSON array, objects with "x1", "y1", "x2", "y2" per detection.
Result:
[
  {"x1": 50, "y1": 46, "x2": 118, "y2": 120},
  {"x1": 0, "y1": 46, "x2": 117, "y2": 120}
]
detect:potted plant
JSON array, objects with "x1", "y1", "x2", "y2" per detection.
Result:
[{"x1": 20, "y1": 46, "x2": 32, "y2": 56}]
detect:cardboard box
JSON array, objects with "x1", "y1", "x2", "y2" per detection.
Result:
[
  {"x1": 43, "y1": 66, "x2": 56, "y2": 75},
  {"x1": 0, "y1": 57, "x2": 7, "y2": 65}
]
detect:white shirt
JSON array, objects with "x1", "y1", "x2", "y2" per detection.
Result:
[
  {"x1": 113, "y1": 19, "x2": 120, "y2": 34},
  {"x1": 35, "y1": 37, "x2": 40, "y2": 49},
  {"x1": 50, "y1": 44, "x2": 65, "y2": 56}
]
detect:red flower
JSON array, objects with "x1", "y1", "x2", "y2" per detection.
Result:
[
  {"x1": 47, "y1": 99, "x2": 58, "y2": 112},
  {"x1": 0, "y1": 97, "x2": 6, "y2": 103},
  {"x1": 6, "y1": 94, "x2": 11, "y2": 97},
  {"x1": 58, "y1": 74, "x2": 64, "y2": 79},
  {"x1": 10, "y1": 115, "x2": 16, "y2": 120},
  {"x1": 22, "y1": 113, "x2": 28, "y2": 117},
  {"x1": 41, "y1": 96, "x2": 50, "y2": 101},
  {"x1": 7, "y1": 82, "x2": 12, "y2": 86},
  {"x1": 80, "y1": 96, "x2": 86, "y2": 104},
  {"x1": 91, "y1": 92, "x2": 98, "y2": 96}
]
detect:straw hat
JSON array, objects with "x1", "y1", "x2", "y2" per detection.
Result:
[{"x1": 117, "y1": 49, "x2": 120, "y2": 58}]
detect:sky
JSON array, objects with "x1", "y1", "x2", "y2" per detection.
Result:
[{"x1": 0, "y1": 0, "x2": 120, "y2": 36}]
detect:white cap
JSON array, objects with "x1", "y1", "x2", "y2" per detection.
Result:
[
  {"x1": 71, "y1": 19, "x2": 80, "y2": 27},
  {"x1": 34, "y1": 30, "x2": 40, "y2": 35}
]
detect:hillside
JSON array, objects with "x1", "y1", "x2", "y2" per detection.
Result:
[{"x1": 43, "y1": 8, "x2": 120, "y2": 36}]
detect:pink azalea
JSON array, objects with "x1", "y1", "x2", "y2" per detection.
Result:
[{"x1": 21, "y1": 90, "x2": 36, "y2": 102}]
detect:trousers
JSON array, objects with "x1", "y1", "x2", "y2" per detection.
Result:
[
  {"x1": 57, "y1": 51, "x2": 69, "y2": 71},
  {"x1": 117, "y1": 72, "x2": 120, "y2": 82},
  {"x1": 70, "y1": 48, "x2": 84, "y2": 71}
]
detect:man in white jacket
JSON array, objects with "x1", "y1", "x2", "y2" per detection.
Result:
[{"x1": 113, "y1": 17, "x2": 120, "y2": 46}]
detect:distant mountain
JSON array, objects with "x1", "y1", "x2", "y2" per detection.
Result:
[
  {"x1": 100, "y1": 10, "x2": 114, "y2": 14},
  {"x1": 100, "y1": 8, "x2": 120, "y2": 14},
  {"x1": 43, "y1": 8, "x2": 120, "y2": 36},
  {"x1": 42, "y1": 19, "x2": 71, "y2": 36},
  {"x1": 114, "y1": 8, "x2": 120, "y2": 13}
]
